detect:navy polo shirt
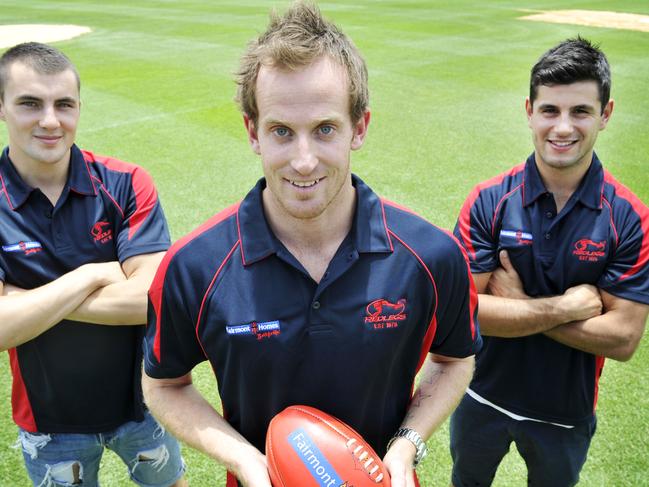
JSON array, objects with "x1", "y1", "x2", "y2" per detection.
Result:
[
  {"x1": 146, "y1": 175, "x2": 481, "y2": 462},
  {"x1": 455, "y1": 153, "x2": 649, "y2": 425},
  {"x1": 0, "y1": 144, "x2": 170, "y2": 433}
]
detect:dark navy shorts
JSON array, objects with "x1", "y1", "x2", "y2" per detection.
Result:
[{"x1": 450, "y1": 393, "x2": 596, "y2": 487}]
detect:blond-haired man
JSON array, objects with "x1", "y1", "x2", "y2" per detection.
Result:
[{"x1": 143, "y1": 4, "x2": 481, "y2": 486}]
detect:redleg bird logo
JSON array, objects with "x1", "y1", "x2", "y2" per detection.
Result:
[
  {"x1": 364, "y1": 298, "x2": 407, "y2": 330},
  {"x1": 573, "y1": 239, "x2": 605, "y2": 252},
  {"x1": 572, "y1": 238, "x2": 606, "y2": 262},
  {"x1": 91, "y1": 221, "x2": 113, "y2": 244},
  {"x1": 366, "y1": 298, "x2": 406, "y2": 317}
]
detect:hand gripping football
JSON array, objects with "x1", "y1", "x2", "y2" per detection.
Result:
[{"x1": 266, "y1": 405, "x2": 391, "y2": 487}]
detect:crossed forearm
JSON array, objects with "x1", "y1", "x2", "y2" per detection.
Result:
[{"x1": 0, "y1": 262, "x2": 124, "y2": 351}]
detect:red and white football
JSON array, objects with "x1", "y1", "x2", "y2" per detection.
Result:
[{"x1": 266, "y1": 405, "x2": 391, "y2": 487}]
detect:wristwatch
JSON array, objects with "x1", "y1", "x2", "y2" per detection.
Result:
[{"x1": 386, "y1": 427, "x2": 428, "y2": 467}]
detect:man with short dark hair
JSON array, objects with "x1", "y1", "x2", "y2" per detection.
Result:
[
  {"x1": 451, "y1": 37, "x2": 649, "y2": 487},
  {"x1": 142, "y1": 3, "x2": 481, "y2": 486},
  {"x1": 0, "y1": 42, "x2": 186, "y2": 487}
]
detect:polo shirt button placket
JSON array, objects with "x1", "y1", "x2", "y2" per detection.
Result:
[{"x1": 52, "y1": 216, "x2": 64, "y2": 246}]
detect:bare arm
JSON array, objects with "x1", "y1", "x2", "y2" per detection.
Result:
[
  {"x1": 476, "y1": 250, "x2": 602, "y2": 337},
  {"x1": 66, "y1": 252, "x2": 166, "y2": 325},
  {"x1": 382, "y1": 353, "x2": 474, "y2": 487},
  {"x1": 0, "y1": 262, "x2": 125, "y2": 351},
  {"x1": 544, "y1": 290, "x2": 649, "y2": 361},
  {"x1": 142, "y1": 373, "x2": 271, "y2": 487}
]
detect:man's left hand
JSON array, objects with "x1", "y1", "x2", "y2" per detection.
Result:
[{"x1": 383, "y1": 437, "x2": 416, "y2": 487}]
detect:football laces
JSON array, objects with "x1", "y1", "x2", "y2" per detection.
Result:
[{"x1": 346, "y1": 438, "x2": 384, "y2": 483}]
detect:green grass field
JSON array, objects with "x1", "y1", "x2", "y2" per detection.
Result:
[{"x1": 1, "y1": 0, "x2": 648, "y2": 485}]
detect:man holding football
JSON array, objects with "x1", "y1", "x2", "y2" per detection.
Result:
[
  {"x1": 143, "y1": 2, "x2": 481, "y2": 486},
  {"x1": 451, "y1": 38, "x2": 649, "y2": 486}
]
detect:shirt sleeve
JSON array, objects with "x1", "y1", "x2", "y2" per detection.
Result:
[
  {"x1": 454, "y1": 186, "x2": 500, "y2": 274},
  {"x1": 429, "y1": 235, "x2": 482, "y2": 357},
  {"x1": 115, "y1": 166, "x2": 171, "y2": 261},
  {"x1": 144, "y1": 250, "x2": 207, "y2": 378},
  {"x1": 597, "y1": 202, "x2": 649, "y2": 305}
]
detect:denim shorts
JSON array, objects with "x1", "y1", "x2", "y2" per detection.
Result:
[
  {"x1": 18, "y1": 411, "x2": 185, "y2": 487},
  {"x1": 450, "y1": 393, "x2": 597, "y2": 487}
]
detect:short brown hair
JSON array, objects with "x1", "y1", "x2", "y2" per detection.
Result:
[
  {"x1": 235, "y1": 1, "x2": 368, "y2": 125},
  {"x1": 530, "y1": 37, "x2": 610, "y2": 113},
  {"x1": 0, "y1": 42, "x2": 80, "y2": 100}
]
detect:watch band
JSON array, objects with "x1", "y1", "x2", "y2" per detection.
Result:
[{"x1": 386, "y1": 427, "x2": 428, "y2": 467}]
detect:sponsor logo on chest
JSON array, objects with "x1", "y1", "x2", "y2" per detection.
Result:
[
  {"x1": 225, "y1": 320, "x2": 281, "y2": 341},
  {"x1": 500, "y1": 229, "x2": 533, "y2": 246},
  {"x1": 1, "y1": 240, "x2": 43, "y2": 255}
]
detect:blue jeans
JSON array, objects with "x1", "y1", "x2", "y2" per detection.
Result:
[
  {"x1": 18, "y1": 411, "x2": 185, "y2": 487},
  {"x1": 450, "y1": 393, "x2": 596, "y2": 487}
]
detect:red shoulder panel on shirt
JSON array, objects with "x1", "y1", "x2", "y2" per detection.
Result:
[
  {"x1": 0, "y1": 171, "x2": 14, "y2": 210},
  {"x1": 9, "y1": 348, "x2": 37, "y2": 432},
  {"x1": 458, "y1": 163, "x2": 525, "y2": 260},
  {"x1": 149, "y1": 203, "x2": 240, "y2": 363},
  {"x1": 604, "y1": 171, "x2": 649, "y2": 281},
  {"x1": 82, "y1": 150, "x2": 159, "y2": 240},
  {"x1": 382, "y1": 199, "x2": 478, "y2": 374}
]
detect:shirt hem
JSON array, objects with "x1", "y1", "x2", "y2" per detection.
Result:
[
  {"x1": 467, "y1": 387, "x2": 595, "y2": 426},
  {"x1": 598, "y1": 283, "x2": 649, "y2": 306},
  {"x1": 15, "y1": 410, "x2": 145, "y2": 434},
  {"x1": 119, "y1": 243, "x2": 170, "y2": 263},
  {"x1": 466, "y1": 388, "x2": 574, "y2": 428}
]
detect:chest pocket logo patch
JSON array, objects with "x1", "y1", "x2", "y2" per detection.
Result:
[
  {"x1": 91, "y1": 221, "x2": 113, "y2": 244},
  {"x1": 226, "y1": 320, "x2": 281, "y2": 341},
  {"x1": 1, "y1": 241, "x2": 42, "y2": 255},
  {"x1": 499, "y1": 229, "x2": 533, "y2": 246},
  {"x1": 572, "y1": 239, "x2": 606, "y2": 262},
  {"x1": 364, "y1": 298, "x2": 407, "y2": 330}
]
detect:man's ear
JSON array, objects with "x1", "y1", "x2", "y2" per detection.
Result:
[
  {"x1": 599, "y1": 99, "x2": 614, "y2": 131},
  {"x1": 243, "y1": 114, "x2": 261, "y2": 155},
  {"x1": 351, "y1": 110, "x2": 371, "y2": 151},
  {"x1": 525, "y1": 97, "x2": 533, "y2": 127}
]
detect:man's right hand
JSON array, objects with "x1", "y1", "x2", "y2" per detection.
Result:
[
  {"x1": 0, "y1": 260, "x2": 128, "y2": 350},
  {"x1": 558, "y1": 284, "x2": 603, "y2": 323},
  {"x1": 487, "y1": 250, "x2": 528, "y2": 299}
]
